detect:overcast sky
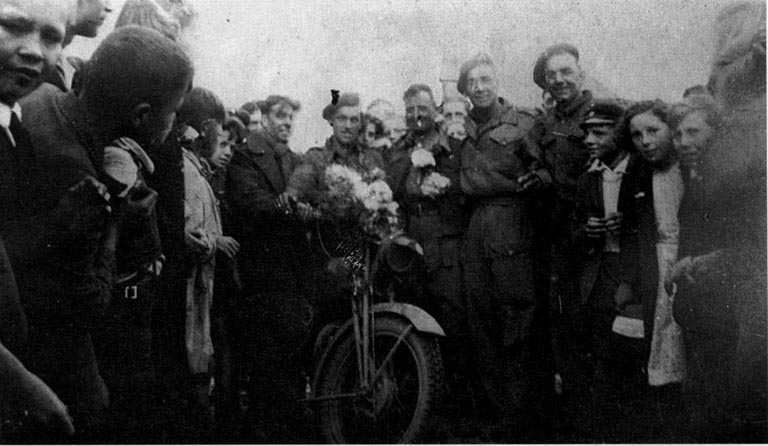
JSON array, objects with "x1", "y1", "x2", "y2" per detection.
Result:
[{"x1": 69, "y1": 0, "x2": 736, "y2": 152}]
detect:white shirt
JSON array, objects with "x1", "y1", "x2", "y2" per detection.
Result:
[
  {"x1": 588, "y1": 154, "x2": 630, "y2": 253},
  {"x1": 0, "y1": 101, "x2": 22, "y2": 147}
]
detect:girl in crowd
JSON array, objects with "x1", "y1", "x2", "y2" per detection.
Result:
[
  {"x1": 176, "y1": 88, "x2": 239, "y2": 427},
  {"x1": 622, "y1": 100, "x2": 685, "y2": 389}
]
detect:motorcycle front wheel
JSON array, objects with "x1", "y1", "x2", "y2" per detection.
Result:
[{"x1": 315, "y1": 314, "x2": 444, "y2": 444}]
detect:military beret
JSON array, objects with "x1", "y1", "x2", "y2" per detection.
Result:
[
  {"x1": 322, "y1": 91, "x2": 361, "y2": 121},
  {"x1": 533, "y1": 43, "x2": 580, "y2": 89},
  {"x1": 580, "y1": 99, "x2": 625, "y2": 128},
  {"x1": 457, "y1": 53, "x2": 494, "y2": 96}
]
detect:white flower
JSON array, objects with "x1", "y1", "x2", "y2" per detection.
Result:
[
  {"x1": 420, "y1": 172, "x2": 451, "y2": 197},
  {"x1": 356, "y1": 180, "x2": 394, "y2": 210},
  {"x1": 411, "y1": 147, "x2": 436, "y2": 168},
  {"x1": 326, "y1": 164, "x2": 362, "y2": 185},
  {"x1": 383, "y1": 201, "x2": 399, "y2": 215}
]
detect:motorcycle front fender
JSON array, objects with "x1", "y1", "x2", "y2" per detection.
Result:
[{"x1": 372, "y1": 302, "x2": 445, "y2": 337}]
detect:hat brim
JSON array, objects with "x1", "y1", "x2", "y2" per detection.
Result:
[{"x1": 580, "y1": 118, "x2": 617, "y2": 127}]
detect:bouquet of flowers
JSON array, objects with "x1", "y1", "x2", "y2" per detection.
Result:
[
  {"x1": 318, "y1": 164, "x2": 400, "y2": 239},
  {"x1": 410, "y1": 144, "x2": 451, "y2": 198}
]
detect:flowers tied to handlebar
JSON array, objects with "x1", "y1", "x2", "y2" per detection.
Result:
[
  {"x1": 410, "y1": 144, "x2": 451, "y2": 198},
  {"x1": 318, "y1": 164, "x2": 401, "y2": 240}
]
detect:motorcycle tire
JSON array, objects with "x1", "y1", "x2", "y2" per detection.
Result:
[{"x1": 316, "y1": 314, "x2": 444, "y2": 444}]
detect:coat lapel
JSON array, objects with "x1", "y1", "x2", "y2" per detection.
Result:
[{"x1": 246, "y1": 133, "x2": 286, "y2": 193}]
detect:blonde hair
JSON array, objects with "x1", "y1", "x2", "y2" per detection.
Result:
[{"x1": 115, "y1": 0, "x2": 181, "y2": 41}]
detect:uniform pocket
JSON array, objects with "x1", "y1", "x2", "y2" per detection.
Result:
[{"x1": 488, "y1": 125, "x2": 522, "y2": 146}]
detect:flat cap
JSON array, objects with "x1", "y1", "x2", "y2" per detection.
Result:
[
  {"x1": 580, "y1": 99, "x2": 625, "y2": 128},
  {"x1": 533, "y1": 43, "x2": 580, "y2": 89},
  {"x1": 457, "y1": 53, "x2": 494, "y2": 96},
  {"x1": 322, "y1": 91, "x2": 360, "y2": 121}
]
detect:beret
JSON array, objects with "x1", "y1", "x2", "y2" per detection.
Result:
[
  {"x1": 580, "y1": 99, "x2": 625, "y2": 128},
  {"x1": 457, "y1": 53, "x2": 494, "y2": 96},
  {"x1": 533, "y1": 43, "x2": 580, "y2": 89},
  {"x1": 322, "y1": 91, "x2": 361, "y2": 121}
]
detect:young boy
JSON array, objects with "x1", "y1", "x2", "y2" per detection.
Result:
[{"x1": 571, "y1": 100, "x2": 645, "y2": 441}]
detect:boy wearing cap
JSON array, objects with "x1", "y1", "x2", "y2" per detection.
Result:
[{"x1": 571, "y1": 99, "x2": 644, "y2": 440}]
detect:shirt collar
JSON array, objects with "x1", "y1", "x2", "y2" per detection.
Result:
[
  {"x1": 0, "y1": 102, "x2": 22, "y2": 128},
  {"x1": 588, "y1": 153, "x2": 630, "y2": 174}
]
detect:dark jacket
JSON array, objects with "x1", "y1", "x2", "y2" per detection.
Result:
[
  {"x1": 572, "y1": 153, "x2": 642, "y2": 304},
  {"x1": 16, "y1": 83, "x2": 113, "y2": 426},
  {"x1": 227, "y1": 132, "x2": 308, "y2": 291},
  {"x1": 228, "y1": 131, "x2": 303, "y2": 223},
  {"x1": 529, "y1": 91, "x2": 594, "y2": 208},
  {"x1": 386, "y1": 129, "x2": 467, "y2": 240}
]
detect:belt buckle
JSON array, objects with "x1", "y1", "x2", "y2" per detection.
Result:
[{"x1": 124, "y1": 285, "x2": 138, "y2": 300}]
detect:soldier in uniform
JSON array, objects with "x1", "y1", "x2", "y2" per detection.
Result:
[
  {"x1": 527, "y1": 44, "x2": 597, "y2": 427},
  {"x1": 386, "y1": 84, "x2": 473, "y2": 417},
  {"x1": 456, "y1": 53, "x2": 552, "y2": 441},
  {"x1": 286, "y1": 91, "x2": 384, "y2": 201}
]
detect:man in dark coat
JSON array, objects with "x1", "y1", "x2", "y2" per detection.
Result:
[
  {"x1": 226, "y1": 94, "x2": 313, "y2": 442},
  {"x1": 456, "y1": 53, "x2": 552, "y2": 441},
  {"x1": 0, "y1": 0, "x2": 82, "y2": 439},
  {"x1": 17, "y1": 26, "x2": 193, "y2": 441}
]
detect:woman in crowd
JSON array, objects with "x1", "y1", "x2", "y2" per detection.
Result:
[
  {"x1": 622, "y1": 100, "x2": 685, "y2": 388},
  {"x1": 621, "y1": 100, "x2": 689, "y2": 439}
]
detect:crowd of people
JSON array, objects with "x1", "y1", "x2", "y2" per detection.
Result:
[{"x1": 0, "y1": 0, "x2": 765, "y2": 443}]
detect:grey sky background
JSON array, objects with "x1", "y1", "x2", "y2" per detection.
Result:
[{"x1": 69, "y1": 0, "x2": 736, "y2": 152}]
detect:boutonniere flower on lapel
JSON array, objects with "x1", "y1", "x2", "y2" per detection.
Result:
[
  {"x1": 419, "y1": 171, "x2": 451, "y2": 198},
  {"x1": 634, "y1": 191, "x2": 646, "y2": 199},
  {"x1": 411, "y1": 146, "x2": 436, "y2": 168}
]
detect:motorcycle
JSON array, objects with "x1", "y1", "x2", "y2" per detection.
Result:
[{"x1": 301, "y1": 223, "x2": 446, "y2": 444}]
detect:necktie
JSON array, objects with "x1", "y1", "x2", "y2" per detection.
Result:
[{"x1": 9, "y1": 113, "x2": 32, "y2": 152}]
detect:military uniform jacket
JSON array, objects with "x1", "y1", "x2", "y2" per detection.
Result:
[
  {"x1": 460, "y1": 98, "x2": 550, "y2": 199},
  {"x1": 528, "y1": 90, "x2": 594, "y2": 205},
  {"x1": 287, "y1": 136, "x2": 385, "y2": 204},
  {"x1": 386, "y1": 129, "x2": 466, "y2": 239}
]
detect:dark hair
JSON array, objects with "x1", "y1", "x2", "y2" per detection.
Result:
[
  {"x1": 668, "y1": 94, "x2": 722, "y2": 133},
  {"x1": 177, "y1": 87, "x2": 226, "y2": 133},
  {"x1": 619, "y1": 99, "x2": 671, "y2": 152},
  {"x1": 457, "y1": 53, "x2": 495, "y2": 96},
  {"x1": 361, "y1": 113, "x2": 386, "y2": 139},
  {"x1": 233, "y1": 108, "x2": 251, "y2": 127},
  {"x1": 240, "y1": 100, "x2": 260, "y2": 114},
  {"x1": 81, "y1": 26, "x2": 193, "y2": 127},
  {"x1": 224, "y1": 113, "x2": 247, "y2": 144},
  {"x1": 402, "y1": 84, "x2": 435, "y2": 105},
  {"x1": 257, "y1": 95, "x2": 301, "y2": 115}
]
